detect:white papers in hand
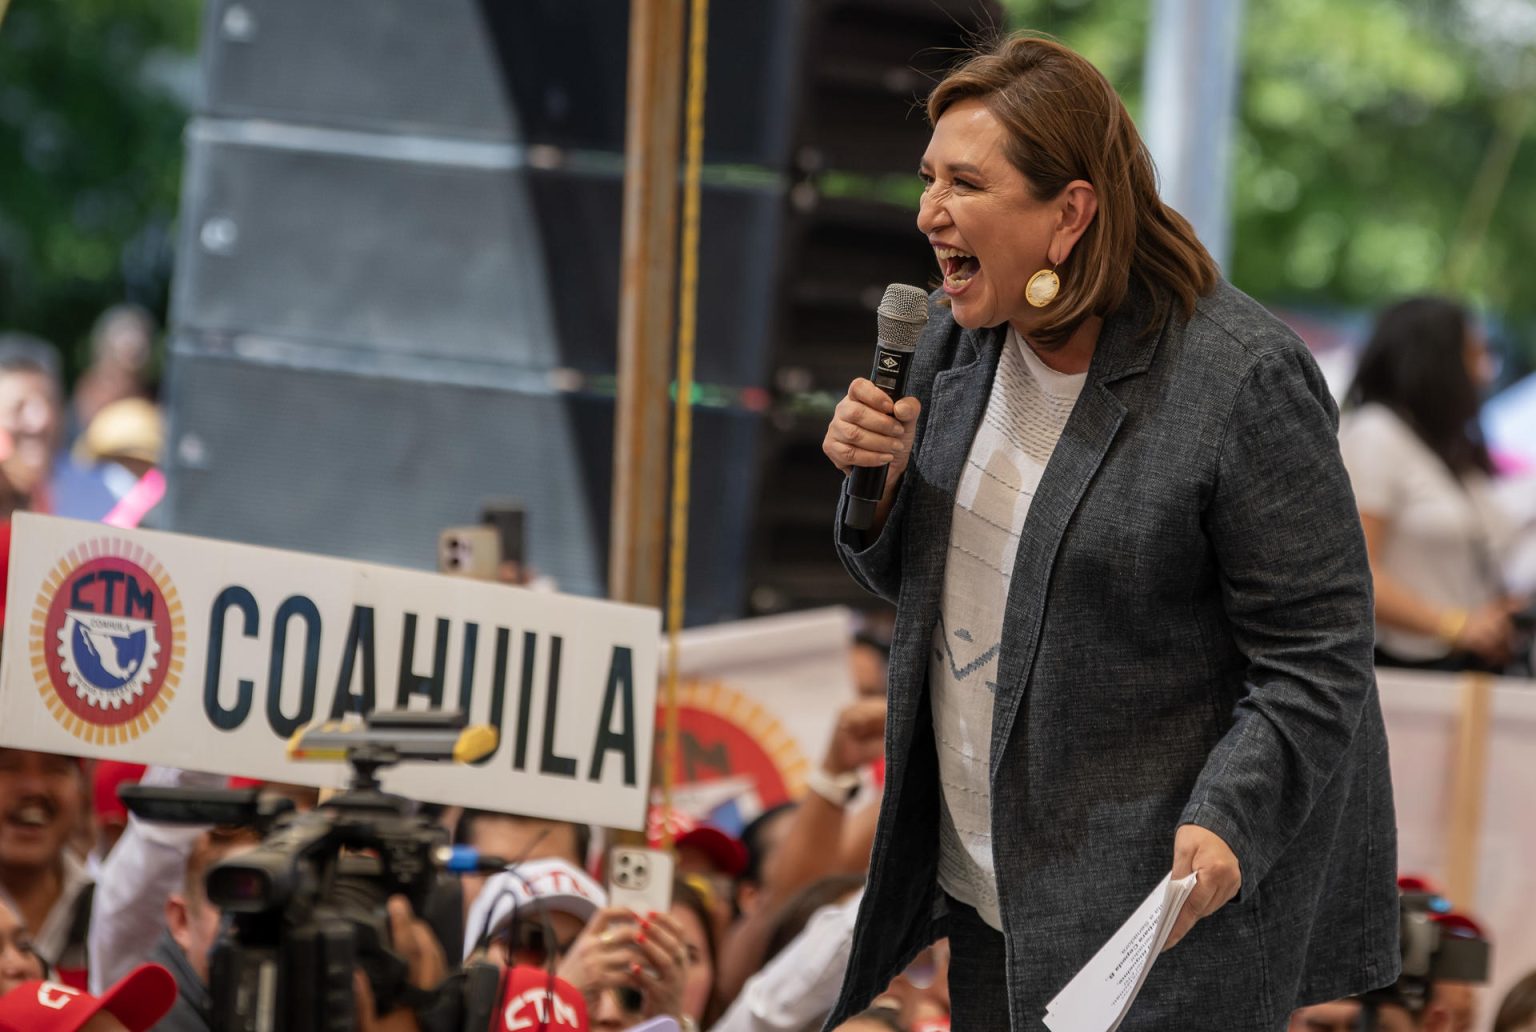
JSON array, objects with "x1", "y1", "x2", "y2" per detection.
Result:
[{"x1": 1042, "y1": 871, "x2": 1199, "y2": 1032}]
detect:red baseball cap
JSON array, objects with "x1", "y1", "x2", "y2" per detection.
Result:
[
  {"x1": 0, "y1": 964, "x2": 177, "y2": 1032},
  {"x1": 93, "y1": 761, "x2": 147, "y2": 827},
  {"x1": 677, "y1": 825, "x2": 748, "y2": 878},
  {"x1": 646, "y1": 805, "x2": 748, "y2": 878}
]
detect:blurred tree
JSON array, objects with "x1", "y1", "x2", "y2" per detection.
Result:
[
  {"x1": 1000, "y1": 0, "x2": 1536, "y2": 366},
  {"x1": 2, "y1": 0, "x2": 1535, "y2": 375},
  {"x1": 0, "y1": 0, "x2": 198, "y2": 378}
]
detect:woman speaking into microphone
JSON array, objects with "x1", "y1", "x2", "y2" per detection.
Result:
[{"x1": 821, "y1": 33, "x2": 1399, "y2": 1032}]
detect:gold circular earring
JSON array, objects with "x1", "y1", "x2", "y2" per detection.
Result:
[{"x1": 1026, "y1": 265, "x2": 1060, "y2": 308}]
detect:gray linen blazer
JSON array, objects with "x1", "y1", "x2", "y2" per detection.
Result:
[{"x1": 828, "y1": 281, "x2": 1400, "y2": 1031}]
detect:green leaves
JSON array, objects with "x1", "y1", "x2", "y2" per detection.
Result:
[
  {"x1": 0, "y1": 0, "x2": 199, "y2": 373},
  {"x1": 3, "y1": 0, "x2": 1535, "y2": 371},
  {"x1": 1000, "y1": 0, "x2": 1536, "y2": 363}
]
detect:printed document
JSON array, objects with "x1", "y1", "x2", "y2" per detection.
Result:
[{"x1": 1042, "y1": 871, "x2": 1199, "y2": 1032}]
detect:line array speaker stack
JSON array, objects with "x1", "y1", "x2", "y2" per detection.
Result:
[
  {"x1": 744, "y1": 0, "x2": 1003, "y2": 613},
  {"x1": 165, "y1": 0, "x2": 999, "y2": 622}
]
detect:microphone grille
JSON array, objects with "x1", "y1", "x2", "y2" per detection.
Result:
[{"x1": 876, "y1": 283, "x2": 930, "y2": 350}]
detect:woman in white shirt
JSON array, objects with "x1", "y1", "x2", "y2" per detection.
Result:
[{"x1": 1339, "y1": 296, "x2": 1523, "y2": 672}]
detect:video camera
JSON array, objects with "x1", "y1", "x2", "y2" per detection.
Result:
[
  {"x1": 1354, "y1": 880, "x2": 1490, "y2": 1030},
  {"x1": 121, "y1": 710, "x2": 498, "y2": 1032}
]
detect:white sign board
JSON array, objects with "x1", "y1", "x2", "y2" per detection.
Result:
[{"x1": 0, "y1": 514, "x2": 660, "y2": 830}]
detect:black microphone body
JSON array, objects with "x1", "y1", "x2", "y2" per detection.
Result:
[
  {"x1": 844, "y1": 284, "x2": 930, "y2": 530},
  {"x1": 843, "y1": 342, "x2": 915, "y2": 529}
]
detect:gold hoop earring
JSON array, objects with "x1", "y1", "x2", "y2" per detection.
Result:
[{"x1": 1026, "y1": 266, "x2": 1060, "y2": 308}]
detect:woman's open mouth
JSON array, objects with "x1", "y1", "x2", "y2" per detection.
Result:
[{"x1": 935, "y1": 246, "x2": 980, "y2": 290}]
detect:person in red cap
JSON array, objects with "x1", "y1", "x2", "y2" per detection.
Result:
[{"x1": 0, "y1": 961, "x2": 175, "y2": 1032}]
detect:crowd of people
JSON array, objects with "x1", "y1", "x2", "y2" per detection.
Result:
[
  {"x1": 0, "y1": 675, "x2": 1532, "y2": 1031},
  {"x1": 0, "y1": 304, "x2": 166, "y2": 617},
  {"x1": 0, "y1": 688, "x2": 946, "y2": 1031},
  {"x1": 0, "y1": 297, "x2": 1528, "y2": 1032}
]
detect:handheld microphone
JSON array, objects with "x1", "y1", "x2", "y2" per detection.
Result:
[
  {"x1": 498, "y1": 966, "x2": 588, "y2": 1032},
  {"x1": 844, "y1": 284, "x2": 930, "y2": 530}
]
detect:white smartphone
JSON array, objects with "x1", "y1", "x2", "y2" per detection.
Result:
[
  {"x1": 438, "y1": 525, "x2": 501, "y2": 579},
  {"x1": 607, "y1": 847, "x2": 675, "y2": 915}
]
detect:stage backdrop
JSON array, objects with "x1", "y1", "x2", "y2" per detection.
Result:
[{"x1": 0, "y1": 514, "x2": 660, "y2": 830}]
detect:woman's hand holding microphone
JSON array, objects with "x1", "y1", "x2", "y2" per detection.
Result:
[{"x1": 823, "y1": 378, "x2": 922, "y2": 532}]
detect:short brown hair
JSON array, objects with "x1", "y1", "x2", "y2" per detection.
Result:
[{"x1": 927, "y1": 33, "x2": 1218, "y2": 349}]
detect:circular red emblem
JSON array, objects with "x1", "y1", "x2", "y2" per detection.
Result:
[
  {"x1": 30, "y1": 540, "x2": 185, "y2": 744},
  {"x1": 655, "y1": 680, "x2": 809, "y2": 818}
]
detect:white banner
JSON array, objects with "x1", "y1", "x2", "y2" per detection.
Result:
[
  {"x1": 662, "y1": 607, "x2": 856, "y2": 831},
  {"x1": 0, "y1": 514, "x2": 660, "y2": 830}
]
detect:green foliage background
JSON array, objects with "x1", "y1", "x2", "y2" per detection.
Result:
[
  {"x1": 0, "y1": 0, "x2": 199, "y2": 377},
  {"x1": 1006, "y1": 0, "x2": 1536, "y2": 367},
  {"x1": 1, "y1": 0, "x2": 1535, "y2": 371}
]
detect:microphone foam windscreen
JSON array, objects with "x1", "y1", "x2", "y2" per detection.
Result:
[{"x1": 876, "y1": 283, "x2": 931, "y2": 351}]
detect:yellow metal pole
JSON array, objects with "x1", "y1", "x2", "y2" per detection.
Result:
[{"x1": 659, "y1": 0, "x2": 711, "y2": 849}]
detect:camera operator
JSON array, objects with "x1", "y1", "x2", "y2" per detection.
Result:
[
  {"x1": 98, "y1": 789, "x2": 446, "y2": 1031},
  {"x1": 89, "y1": 768, "x2": 319, "y2": 994},
  {"x1": 101, "y1": 713, "x2": 606, "y2": 1029},
  {"x1": 148, "y1": 826, "x2": 261, "y2": 1030}
]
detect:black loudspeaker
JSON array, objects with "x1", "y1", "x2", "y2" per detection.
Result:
[
  {"x1": 199, "y1": 0, "x2": 523, "y2": 141},
  {"x1": 163, "y1": 345, "x2": 760, "y2": 626},
  {"x1": 173, "y1": 124, "x2": 783, "y2": 386},
  {"x1": 525, "y1": 163, "x2": 784, "y2": 387},
  {"x1": 198, "y1": 0, "x2": 991, "y2": 174},
  {"x1": 796, "y1": 0, "x2": 1003, "y2": 174},
  {"x1": 199, "y1": 0, "x2": 800, "y2": 167},
  {"x1": 774, "y1": 192, "x2": 937, "y2": 392},
  {"x1": 167, "y1": 0, "x2": 1001, "y2": 621},
  {"x1": 172, "y1": 122, "x2": 561, "y2": 373}
]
